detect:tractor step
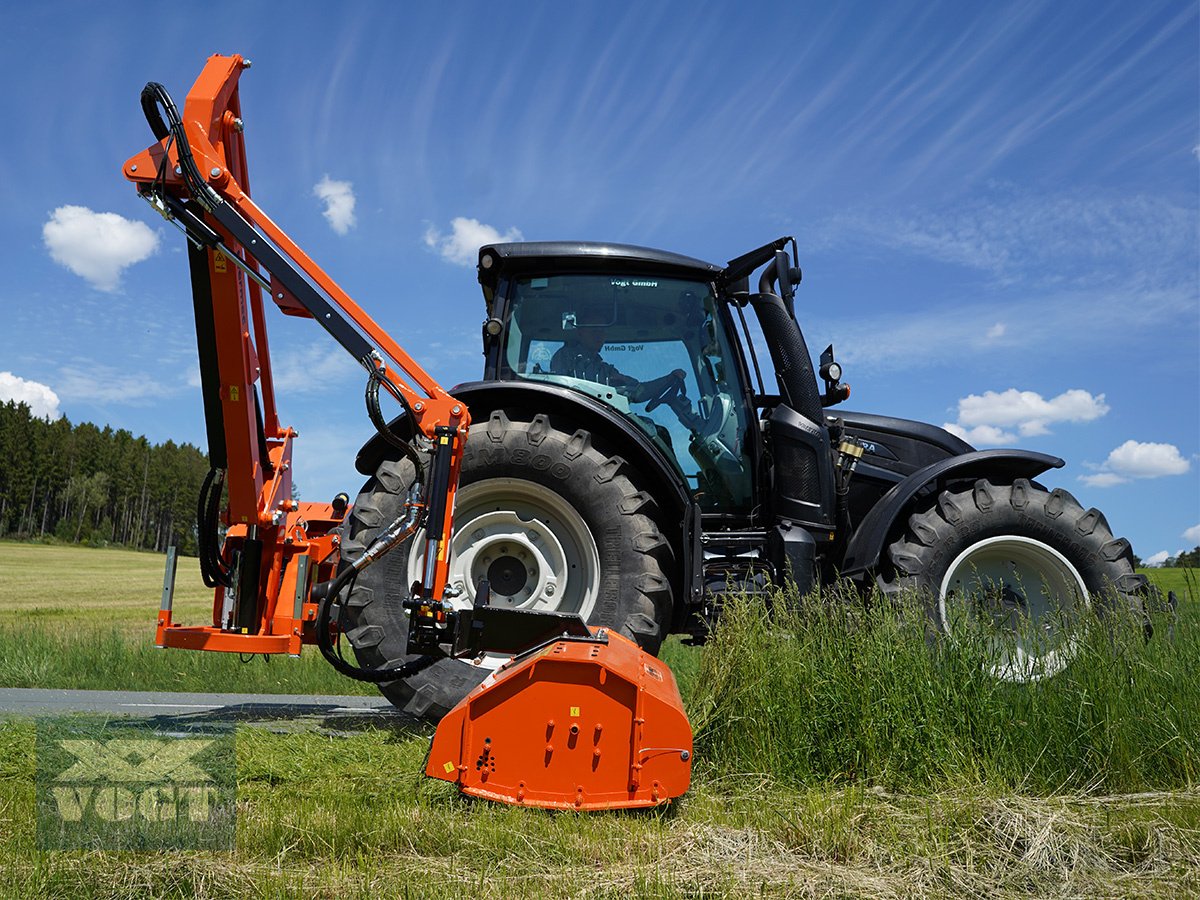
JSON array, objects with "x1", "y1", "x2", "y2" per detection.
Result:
[{"x1": 427, "y1": 628, "x2": 692, "y2": 810}]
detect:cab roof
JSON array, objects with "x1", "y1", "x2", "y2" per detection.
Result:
[{"x1": 477, "y1": 241, "x2": 722, "y2": 294}]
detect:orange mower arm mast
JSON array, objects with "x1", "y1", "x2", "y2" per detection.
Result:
[{"x1": 124, "y1": 53, "x2": 469, "y2": 662}]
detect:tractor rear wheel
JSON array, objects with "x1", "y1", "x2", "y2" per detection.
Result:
[
  {"x1": 339, "y1": 410, "x2": 674, "y2": 719},
  {"x1": 881, "y1": 478, "x2": 1146, "y2": 681}
]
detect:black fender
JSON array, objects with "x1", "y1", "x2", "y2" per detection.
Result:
[
  {"x1": 354, "y1": 379, "x2": 692, "y2": 522},
  {"x1": 838, "y1": 449, "x2": 1064, "y2": 579}
]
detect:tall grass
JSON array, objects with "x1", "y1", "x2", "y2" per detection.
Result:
[{"x1": 690, "y1": 583, "x2": 1198, "y2": 794}]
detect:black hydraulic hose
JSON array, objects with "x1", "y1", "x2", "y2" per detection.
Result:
[
  {"x1": 365, "y1": 366, "x2": 427, "y2": 484},
  {"x1": 139, "y1": 84, "x2": 171, "y2": 142},
  {"x1": 310, "y1": 480, "x2": 435, "y2": 682},
  {"x1": 197, "y1": 467, "x2": 231, "y2": 588},
  {"x1": 313, "y1": 569, "x2": 439, "y2": 682},
  {"x1": 140, "y1": 81, "x2": 222, "y2": 211}
]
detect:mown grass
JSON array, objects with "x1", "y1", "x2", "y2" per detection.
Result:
[
  {"x1": 1, "y1": 718, "x2": 1196, "y2": 898},
  {"x1": 0, "y1": 543, "x2": 1196, "y2": 896}
]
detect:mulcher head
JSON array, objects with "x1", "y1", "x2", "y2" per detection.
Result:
[{"x1": 426, "y1": 628, "x2": 692, "y2": 810}]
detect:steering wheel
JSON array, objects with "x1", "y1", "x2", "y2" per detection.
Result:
[{"x1": 645, "y1": 370, "x2": 686, "y2": 413}]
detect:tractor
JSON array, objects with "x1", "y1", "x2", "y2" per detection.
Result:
[{"x1": 342, "y1": 239, "x2": 1149, "y2": 718}]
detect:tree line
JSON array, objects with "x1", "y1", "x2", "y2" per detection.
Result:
[
  {"x1": 1158, "y1": 547, "x2": 1200, "y2": 569},
  {"x1": 0, "y1": 400, "x2": 211, "y2": 554}
]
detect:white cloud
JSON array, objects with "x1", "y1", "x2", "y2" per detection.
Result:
[
  {"x1": 1080, "y1": 439, "x2": 1191, "y2": 488},
  {"x1": 943, "y1": 388, "x2": 1108, "y2": 446},
  {"x1": 424, "y1": 217, "x2": 523, "y2": 267},
  {"x1": 1143, "y1": 550, "x2": 1170, "y2": 567},
  {"x1": 42, "y1": 206, "x2": 158, "y2": 291},
  {"x1": 1079, "y1": 472, "x2": 1128, "y2": 488},
  {"x1": 0, "y1": 372, "x2": 61, "y2": 419},
  {"x1": 985, "y1": 322, "x2": 1006, "y2": 340},
  {"x1": 1104, "y1": 440, "x2": 1191, "y2": 478},
  {"x1": 1183, "y1": 524, "x2": 1200, "y2": 545},
  {"x1": 313, "y1": 176, "x2": 356, "y2": 235}
]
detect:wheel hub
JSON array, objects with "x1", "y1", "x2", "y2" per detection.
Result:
[
  {"x1": 486, "y1": 555, "x2": 529, "y2": 597},
  {"x1": 939, "y1": 535, "x2": 1090, "y2": 682},
  {"x1": 407, "y1": 478, "x2": 601, "y2": 661}
]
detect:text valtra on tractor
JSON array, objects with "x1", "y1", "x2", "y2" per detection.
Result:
[{"x1": 125, "y1": 55, "x2": 1151, "y2": 810}]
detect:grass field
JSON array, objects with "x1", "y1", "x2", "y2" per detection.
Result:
[{"x1": 0, "y1": 541, "x2": 1197, "y2": 897}]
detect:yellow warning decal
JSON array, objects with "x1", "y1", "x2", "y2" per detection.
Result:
[
  {"x1": 443, "y1": 761, "x2": 455, "y2": 774},
  {"x1": 229, "y1": 386, "x2": 240, "y2": 402},
  {"x1": 214, "y1": 252, "x2": 227, "y2": 273},
  {"x1": 570, "y1": 706, "x2": 580, "y2": 717}
]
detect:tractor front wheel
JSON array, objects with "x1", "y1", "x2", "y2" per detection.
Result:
[{"x1": 338, "y1": 410, "x2": 675, "y2": 719}]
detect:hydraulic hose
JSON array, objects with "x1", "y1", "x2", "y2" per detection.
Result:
[
  {"x1": 365, "y1": 365, "x2": 427, "y2": 484},
  {"x1": 197, "y1": 467, "x2": 231, "y2": 588},
  {"x1": 140, "y1": 81, "x2": 223, "y2": 211},
  {"x1": 312, "y1": 483, "x2": 441, "y2": 682}
]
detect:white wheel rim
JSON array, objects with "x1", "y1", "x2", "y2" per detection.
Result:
[
  {"x1": 938, "y1": 535, "x2": 1090, "y2": 682},
  {"x1": 408, "y1": 478, "x2": 600, "y2": 670}
]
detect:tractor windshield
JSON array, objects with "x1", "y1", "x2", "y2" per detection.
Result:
[{"x1": 500, "y1": 273, "x2": 753, "y2": 511}]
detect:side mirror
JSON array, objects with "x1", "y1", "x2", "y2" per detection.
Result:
[
  {"x1": 773, "y1": 249, "x2": 801, "y2": 304},
  {"x1": 819, "y1": 344, "x2": 850, "y2": 407}
]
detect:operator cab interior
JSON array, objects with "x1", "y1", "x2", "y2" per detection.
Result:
[{"x1": 496, "y1": 272, "x2": 754, "y2": 512}]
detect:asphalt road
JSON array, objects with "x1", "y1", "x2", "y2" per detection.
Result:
[{"x1": 0, "y1": 687, "x2": 404, "y2": 726}]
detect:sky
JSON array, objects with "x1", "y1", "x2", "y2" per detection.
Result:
[{"x1": 1, "y1": 0, "x2": 1197, "y2": 563}]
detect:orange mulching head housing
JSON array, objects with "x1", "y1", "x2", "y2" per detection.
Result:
[{"x1": 428, "y1": 628, "x2": 692, "y2": 810}]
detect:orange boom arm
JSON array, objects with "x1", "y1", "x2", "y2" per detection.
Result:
[{"x1": 125, "y1": 54, "x2": 468, "y2": 659}]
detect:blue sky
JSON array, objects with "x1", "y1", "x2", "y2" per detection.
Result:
[{"x1": 2, "y1": 0, "x2": 1197, "y2": 562}]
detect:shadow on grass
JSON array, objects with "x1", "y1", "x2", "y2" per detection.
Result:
[{"x1": 139, "y1": 701, "x2": 433, "y2": 741}]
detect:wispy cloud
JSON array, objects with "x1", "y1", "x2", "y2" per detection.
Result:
[
  {"x1": 269, "y1": 341, "x2": 361, "y2": 395},
  {"x1": 54, "y1": 363, "x2": 185, "y2": 406},
  {"x1": 1182, "y1": 524, "x2": 1200, "y2": 545},
  {"x1": 42, "y1": 206, "x2": 158, "y2": 291},
  {"x1": 1080, "y1": 439, "x2": 1191, "y2": 487},
  {"x1": 817, "y1": 280, "x2": 1194, "y2": 373},
  {"x1": 944, "y1": 388, "x2": 1108, "y2": 446},
  {"x1": 423, "y1": 217, "x2": 522, "y2": 267},
  {"x1": 817, "y1": 190, "x2": 1195, "y2": 290},
  {"x1": 0, "y1": 371, "x2": 61, "y2": 419},
  {"x1": 313, "y1": 176, "x2": 357, "y2": 235}
]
